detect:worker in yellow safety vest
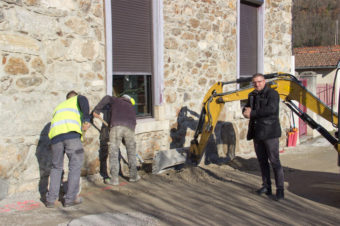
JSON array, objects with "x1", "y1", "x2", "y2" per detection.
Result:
[{"x1": 45, "y1": 90, "x2": 91, "y2": 208}]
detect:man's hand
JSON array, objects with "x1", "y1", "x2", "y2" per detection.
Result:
[
  {"x1": 93, "y1": 112, "x2": 100, "y2": 118},
  {"x1": 82, "y1": 122, "x2": 91, "y2": 131},
  {"x1": 243, "y1": 107, "x2": 251, "y2": 119}
]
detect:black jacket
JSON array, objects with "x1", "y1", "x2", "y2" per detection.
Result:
[{"x1": 245, "y1": 85, "x2": 281, "y2": 140}]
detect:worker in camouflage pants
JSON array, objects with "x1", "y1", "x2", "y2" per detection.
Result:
[
  {"x1": 108, "y1": 126, "x2": 137, "y2": 184},
  {"x1": 93, "y1": 94, "x2": 140, "y2": 185}
]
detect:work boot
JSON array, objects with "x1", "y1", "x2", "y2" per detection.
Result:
[
  {"x1": 129, "y1": 174, "x2": 141, "y2": 183},
  {"x1": 276, "y1": 189, "x2": 284, "y2": 201},
  {"x1": 64, "y1": 197, "x2": 83, "y2": 207},
  {"x1": 256, "y1": 186, "x2": 272, "y2": 196},
  {"x1": 103, "y1": 176, "x2": 111, "y2": 184},
  {"x1": 45, "y1": 201, "x2": 55, "y2": 208},
  {"x1": 105, "y1": 177, "x2": 119, "y2": 186}
]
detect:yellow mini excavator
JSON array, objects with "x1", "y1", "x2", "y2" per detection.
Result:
[{"x1": 152, "y1": 66, "x2": 340, "y2": 174}]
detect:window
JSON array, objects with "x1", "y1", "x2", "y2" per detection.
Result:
[
  {"x1": 111, "y1": 0, "x2": 153, "y2": 117},
  {"x1": 113, "y1": 75, "x2": 152, "y2": 116},
  {"x1": 238, "y1": 0, "x2": 264, "y2": 79},
  {"x1": 238, "y1": 0, "x2": 264, "y2": 106}
]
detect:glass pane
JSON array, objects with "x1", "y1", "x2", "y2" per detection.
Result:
[{"x1": 113, "y1": 75, "x2": 152, "y2": 117}]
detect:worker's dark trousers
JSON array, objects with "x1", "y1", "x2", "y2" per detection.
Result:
[
  {"x1": 46, "y1": 138, "x2": 84, "y2": 204},
  {"x1": 254, "y1": 138, "x2": 284, "y2": 190},
  {"x1": 99, "y1": 126, "x2": 109, "y2": 179}
]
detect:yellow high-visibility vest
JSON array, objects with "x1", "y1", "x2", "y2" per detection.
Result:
[{"x1": 48, "y1": 96, "x2": 83, "y2": 140}]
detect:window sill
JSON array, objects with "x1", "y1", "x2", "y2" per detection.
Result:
[{"x1": 136, "y1": 118, "x2": 169, "y2": 134}]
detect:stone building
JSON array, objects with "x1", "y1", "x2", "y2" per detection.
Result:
[{"x1": 0, "y1": 0, "x2": 293, "y2": 198}]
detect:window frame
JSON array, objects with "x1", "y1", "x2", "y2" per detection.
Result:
[{"x1": 104, "y1": 0, "x2": 164, "y2": 118}]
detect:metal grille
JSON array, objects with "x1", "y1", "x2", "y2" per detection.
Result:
[{"x1": 317, "y1": 84, "x2": 334, "y2": 107}]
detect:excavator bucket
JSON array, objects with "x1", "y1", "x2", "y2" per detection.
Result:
[
  {"x1": 152, "y1": 82, "x2": 227, "y2": 174},
  {"x1": 152, "y1": 147, "x2": 189, "y2": 174}
]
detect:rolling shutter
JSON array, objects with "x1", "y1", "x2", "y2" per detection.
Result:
[
  {"x1": 240, "y1": 1, "x2": 258, "y2": 77},
  {"x1": 111, "y1": 0, "x2": 153, "y2": 74}
]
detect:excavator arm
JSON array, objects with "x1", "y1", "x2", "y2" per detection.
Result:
[
  {"x1": 189, "y1": 73, "x2": 339, "y2": 164},
  {"x1": 152, "y1": 72, "x2": 339, "y2": 174}
]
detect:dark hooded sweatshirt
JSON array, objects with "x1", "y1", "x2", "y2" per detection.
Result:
[{"x1": 93, "y1": 95, "x2": 136, "y2": 131}]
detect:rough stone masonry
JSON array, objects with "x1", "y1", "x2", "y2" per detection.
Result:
[{"x1": 0, "y1": 0, "x2": 293, "y2": 198}]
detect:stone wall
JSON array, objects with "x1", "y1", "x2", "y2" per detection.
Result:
[
  {"x1": 162, "y1": 0, "x2": 292, "y2": 155},
  {"x1": 264, "y1": 0, "x2": 292, "y2": 73},
  {"x1": 163, "y1": 0, "x2": 238, "y2": 148},
  {"x1": 0, "y1": 0, "x2": 106, "y2": 196},
  {"x1": 0, "y1": 0, "x2": 293, "y2": 197}
]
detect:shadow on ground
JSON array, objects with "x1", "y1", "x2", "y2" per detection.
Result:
[{"x1": 227, "y1": 156, "x2": 340, "y2": 208}]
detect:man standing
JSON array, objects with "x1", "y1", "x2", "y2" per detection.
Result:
[
  {"x1": 46, "y1": 91, "x2": 91, "y2": 208},
  {"x1": 243, "y1": 73, "x2": 284, "y2": 201},
  {"x1": 93, "y1": 94, "x2": 140, "y2": 185}
]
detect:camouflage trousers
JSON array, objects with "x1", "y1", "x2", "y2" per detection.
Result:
[{"x1": 108, "y1": 126, "x2": 137, "y2": 180}]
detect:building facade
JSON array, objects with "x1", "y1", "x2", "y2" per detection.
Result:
[
  {"x1": 0, "y1": 0, "x2": 293, "y2": 197},
  {"x1": 294, "y1": 45, "x2": 340, "y2": 137}
]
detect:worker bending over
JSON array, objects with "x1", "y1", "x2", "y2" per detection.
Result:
[
  {"x1": 46, "y1": 91, "x2": 91, "y2": 208},
  {"x1": 93, "y1": 94, "x2": 140, "y2": 185}
]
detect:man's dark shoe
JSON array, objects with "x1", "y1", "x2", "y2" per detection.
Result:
[
  {"x1": 276, "y1": 189, "x2": 284, "y2": 201},
  {"x1": 256, "y1": 186, "x2": 272, "y2": 195},
  {"x1": 64, "y1": 197, "x2": 83, "y2": 207},
  {"x1": 103, "y1": 176, "x2": 112, "y2": 184},
  {"x1": 45, "y1": 201, "x2": 55, "y2": 208}
]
